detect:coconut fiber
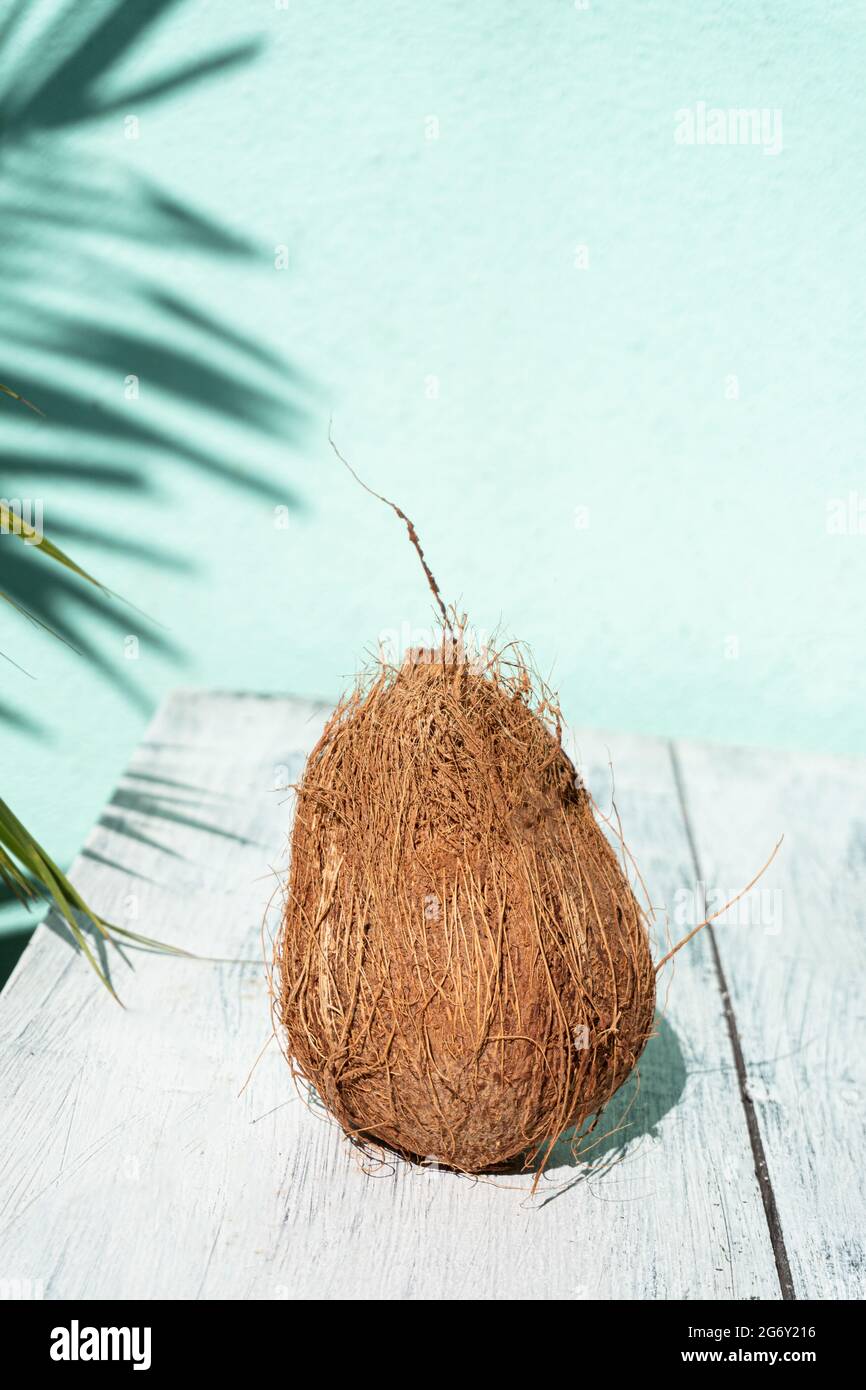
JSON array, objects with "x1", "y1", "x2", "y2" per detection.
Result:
[{"x1": 277, "y1": 633, "x2": 656, "y2": 1175}]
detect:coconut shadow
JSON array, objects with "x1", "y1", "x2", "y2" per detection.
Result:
[{"x1": 537, "y1": 1012, "x2": 687, "y2": 1173}]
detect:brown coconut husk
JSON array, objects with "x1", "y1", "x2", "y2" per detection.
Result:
[
  {"x1": 277, "y1": 629, "x2": 656, "y2": 1176},
  {"x1": 275, "y1": 433, "x2": 781, "y2": 1180}
]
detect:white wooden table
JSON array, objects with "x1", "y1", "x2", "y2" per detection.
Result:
[{"x1": 1, "y1": 692, "x2": 863, "y2": 1301}]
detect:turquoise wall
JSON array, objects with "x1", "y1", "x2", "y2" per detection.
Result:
[{"x1": 2, "y1": 0, "x2": 865, "y2": 955}]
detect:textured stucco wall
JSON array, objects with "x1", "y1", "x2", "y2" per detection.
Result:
[{"x1": 2, "y1": 0, "x2": 865, "y2": 943}]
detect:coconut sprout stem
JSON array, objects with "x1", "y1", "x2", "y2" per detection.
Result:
[
  {"x1": 328, "y1": 418, "x2": 452, "y2": 637},
  {"x1": 654, "y1": 835, "x2": 784, "y2": 973}
]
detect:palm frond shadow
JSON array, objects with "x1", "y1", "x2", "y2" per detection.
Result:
[
  {"x1": 79, "y1": 846, "x2": 158, "y2": 885},
  {"x1": 107, "y1": 785, "x2": 259, "y2": 848},
  {"x1": 0, "y1": 542, "x2": 181, "y2": 710},
  {"x1": 47, "y1": 520, "x2": 195, "y2": 573},
  {"x1": 93, "y1": 773, "x2": 261, "y2": 879},
  {"x1": 43, "y1": 909, "x2": 130, "y2": 995},
  {"x1": 1, "y1": 0, "x2": 312, "y2": 721},
  {"x1": 0, "y1": 695, "x2": 50, "y2": 738}
]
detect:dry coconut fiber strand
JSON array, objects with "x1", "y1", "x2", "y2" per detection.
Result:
[{"x1": 276, "y1": 432, "x2": 780, "y2": 1180}]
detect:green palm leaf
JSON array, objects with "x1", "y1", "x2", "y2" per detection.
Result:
[
  {"x1": 0, "y1": 380, "x2": 44, "y2": 415},
  {"x1": 2, "y1": 404, "x2": 188, "y2": 1000},
  {"x1": 0, "y1": 500, "x2": 105, "y2": 591},
  {"x1": 0, "y1": 795, "x2": 120, "y2": 997}
]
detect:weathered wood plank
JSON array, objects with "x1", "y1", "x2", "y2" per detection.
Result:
[
  {"x1": 0, "y1": 693, "x2": 779, "y2": 1299},
  {"x1": 672, "y1": 741, "x2": 866, "y2": 1301}
]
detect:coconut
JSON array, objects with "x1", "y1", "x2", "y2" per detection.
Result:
[{"x1": 277, "y1": 632, "x2": 656, "y2": 1174}]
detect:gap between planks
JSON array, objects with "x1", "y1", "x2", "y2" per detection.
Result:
[{"x1": 668, "y1": 740, "x2": 796, "y2": 1302}]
